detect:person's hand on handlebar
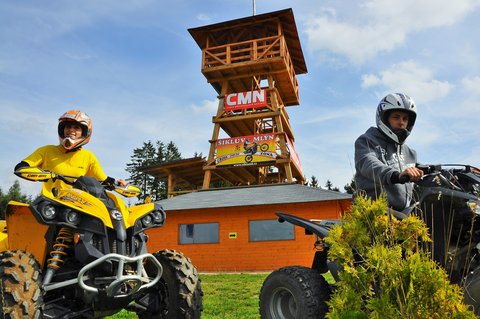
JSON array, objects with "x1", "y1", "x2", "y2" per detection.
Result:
[
  {"x1": 116, "y1": 179, "x2": 128, "y2": 187},
  {"x1": 102, "y1": 177, "x2": 128, "y2": 189},
  {"x1": 399, "y1": 167, "x2": 424, "y2": 183}
]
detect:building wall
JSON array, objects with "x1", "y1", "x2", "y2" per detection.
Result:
[{"x1": 146, "y1": 199, "x2": 350, "y2": 272}]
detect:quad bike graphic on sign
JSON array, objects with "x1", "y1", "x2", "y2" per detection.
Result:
[{"x1": 243, "y1": 139, "x2": 270, "y2": 163}]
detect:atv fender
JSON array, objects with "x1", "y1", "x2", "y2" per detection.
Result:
[
  {"x1": 5, "y1": 201, "x2": 48, "y2": 267},
  {"x1": 276, "y1": 212, "x2": 335, "y2": 239},
  {"x1": 0, "y1": 220, "x2": 7, "y2": 251}
]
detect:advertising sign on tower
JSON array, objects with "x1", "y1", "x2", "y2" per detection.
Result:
[
  {"x1": 215, "y1": 133, "x2": 277, "y2": 166},
  {"x1": 224, "y1": 89, "x2": 267, "y2": 111}
]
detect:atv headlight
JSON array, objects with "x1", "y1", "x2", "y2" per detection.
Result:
[
  {"x1": 142, "y1": 215, "x2": 153, "y2": 227},
  {"x1": 152, "y1": 210, "x2": 165, "y2": 224},
  {"x1": 65, "y1": 209, "x2": 81, "y2": 225},
  {"x1": 41, "y1": 203, "x2": 57, "y2": 220}
]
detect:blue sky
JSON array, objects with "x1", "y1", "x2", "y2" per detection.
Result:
[{"x1": 1, "y1": 0, "x2": 480, "y2": 197}]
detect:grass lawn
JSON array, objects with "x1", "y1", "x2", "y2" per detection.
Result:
[
  {"x1": 108, "y1": 273, "x2": 269, "y2": 319},
  {"x1": 200, "y1": 273, "x2": 269, "y2": 319}
]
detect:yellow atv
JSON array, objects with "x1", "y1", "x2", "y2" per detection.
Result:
[{"x1": 0, "y1": 167, "x2": 203, "y2": 318}]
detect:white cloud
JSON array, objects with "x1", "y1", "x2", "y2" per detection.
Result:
[
  {"x1": 408, "y1": 121, "x2": 442, "y2": 148},
  {"x1": 300, "y1": 106, "x2": 367, "y2": 125},
  {"x1": 363, "y1": 0, "x2": 479, "y2": 28},
  {"x1": 462, "y1": 76, "x2": 480, "y2": 95},
  {"x1": 303, "y1": 0, "x2": 480, "y2": 64},
  {"x1": 361, "y1": 60, "x2": 453, "y2": 103},
  {"x1": 304, "y1": 15, "x2": 405, "y2": 65},
  {"x1": 190, "y1": 99, "x2": 218, "y2": 114},
  {"x1": 361, "y1": 74, "x2": 380, "y2": 88},
  {"x1": 196, "y1": 13, "x2": 211, "y2": 22}
]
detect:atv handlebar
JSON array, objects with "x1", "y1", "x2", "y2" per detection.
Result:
[
  {"x1": 14, "y1": 167, "x2": 141, "y2": 198},
  {"x1": 398, "y1": 164, "x2": 450, "y2": 184},
  {"x1": 397, "y1": 164, "x2": 480, "y2": 193}
]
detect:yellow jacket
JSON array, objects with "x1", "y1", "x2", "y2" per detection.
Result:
[{"x1": 22, "y1": 145, "x2": 108, "y2": 196}]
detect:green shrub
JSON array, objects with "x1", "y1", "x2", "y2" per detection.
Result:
[{"x1": 325, "y1": 195, "x2": 476, "y2": 319}]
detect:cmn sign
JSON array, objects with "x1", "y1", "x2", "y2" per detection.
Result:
[{"x1": 224, "y1": 89, "x2": 267, "y2": 111}]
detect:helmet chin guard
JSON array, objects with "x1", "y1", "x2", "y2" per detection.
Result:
[
  {"x1": 392, "y1": 128, "x2": 410, "y2": 144},
  {"x1": 62, "y1": 137, "x2": 77, "y2": 150}
]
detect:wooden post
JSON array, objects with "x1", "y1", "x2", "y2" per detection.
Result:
[
  {"x1": 203, "y1": 80, "x2": 230, "y2": 189},
  {"x1": 167, "y1": 173, "x2": 174, "y2": 198}
]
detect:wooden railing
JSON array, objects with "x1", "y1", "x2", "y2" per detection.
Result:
[
  {"x1": 202, "y1": 35, "x2": 298, "y2": 99},
  {"x1": 202, "y1": 35, "x2": 281, "y2": 67}
]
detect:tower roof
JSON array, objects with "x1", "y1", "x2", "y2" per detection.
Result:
[{"x1": 188, "y1": 8, "x2": 307, "y2": 75}]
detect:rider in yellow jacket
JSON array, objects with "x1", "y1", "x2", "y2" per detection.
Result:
[{"x1": 14, "y1": 110, "x2": 126, "y2": 197}]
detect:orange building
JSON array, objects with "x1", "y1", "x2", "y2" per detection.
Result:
[
  {"x1": 146, "y1": 184, "x2": 351, "y2": 272},
  {"x1": 140, "y1": 10, "x2": 354, "y2": 272}
]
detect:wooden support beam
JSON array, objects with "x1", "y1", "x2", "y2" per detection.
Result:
[
  {"x1": 202, "y1": 170, "x2": 211, "y2": 189},
  {"x1": 213, "y1": 110, "x2": 280, "y2": 122},
  {"x1": 167, "y1": 173, "x2": 174, "y2": 198},
  {"x1": 203, "y1": 80, "x2": 229, "y2": 188}
]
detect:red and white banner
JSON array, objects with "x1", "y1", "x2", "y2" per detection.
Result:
[
  {"x1": 285, "y1": 135, "x2": 303, "y2": 176},
  {"x1": 224, "y1": 89, "x2": 267, "y2": 111}
]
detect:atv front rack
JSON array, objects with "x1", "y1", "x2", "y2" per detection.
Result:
[{"x1": 44, "y1": 253, "x2": 163, "y2": 298}]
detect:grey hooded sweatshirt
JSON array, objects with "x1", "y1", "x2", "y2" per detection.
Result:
[{"x1": 354, "y1": 126, "x2": 418, "y2": 211}]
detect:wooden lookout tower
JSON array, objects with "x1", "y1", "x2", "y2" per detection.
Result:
[{"x1": 189, "y1": 8, "x2": 308, "y2": 189}]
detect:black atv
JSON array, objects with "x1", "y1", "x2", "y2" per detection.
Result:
[{"x1": 259, "y1": 164, "x2": 480, "y2": 318}]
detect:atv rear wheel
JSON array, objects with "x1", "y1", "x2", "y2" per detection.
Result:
[
  {"x1": 0, "y1": 250, "x2": 43, "y2": 318},
  {"x1": 259, "y1": 266, "x2": 331, "y2": 319},
  {"x1": 137, "y1": 249, "x2": 203, "y2": 319}
]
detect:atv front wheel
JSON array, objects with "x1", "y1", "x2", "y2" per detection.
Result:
[
  {"x1": 137, "y1": 249, "x2": 203, "y2": 319},
  {"x1": 259, "y1": 266, "x2": 331, "y2": 319},
  {"x1": 0, "y1": 250, "x2": 43, "y2": 318}
]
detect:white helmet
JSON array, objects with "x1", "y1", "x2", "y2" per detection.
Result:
[{"x1": 376, "y1": 93, "x2": 416, "y2": 144}]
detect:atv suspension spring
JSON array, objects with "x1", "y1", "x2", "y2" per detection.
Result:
[
  {"x1": 47, "y1": 227, "x2": 74, "y2": 270},
  {"x1": 110, "y1": 239, "x2": 117, "y2": 254}
]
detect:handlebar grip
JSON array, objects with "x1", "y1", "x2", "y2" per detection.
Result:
[{"x1": 398, "y1": 175, "x2": 410, "y2": 184}]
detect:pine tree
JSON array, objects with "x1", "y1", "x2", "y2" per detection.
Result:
[
  {"x1": 0, "y1": 181, "x2": 32, "y2": 219},
  {"x1": 126, "y1": 140, "x2": 182, "y2": 201},
  {"x1": 152, "y1": 141, "x2": 182, "y2": 198},
  {"x1": 344, "y1": 177, "x2": 356, "y2": 194},
  {"x1": 126, "y1": 141, "x2": 157, "y2": 201},
  {"x1": 325, "y1": 179, "x2": 334, "y2": 190},
  {"x1": 324, "y1": 180, "x2": 340, "y2": 192},
  {"x1": 163, "y1": 141, "x2": 181, "y2": 162},
  {"x1": 310, "y1": 175, "x2": 319, "y2": 188}
]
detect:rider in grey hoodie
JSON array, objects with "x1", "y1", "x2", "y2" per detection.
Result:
[{"x1": 354, "y1": 93, "x2": 424, "y2": 211}]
